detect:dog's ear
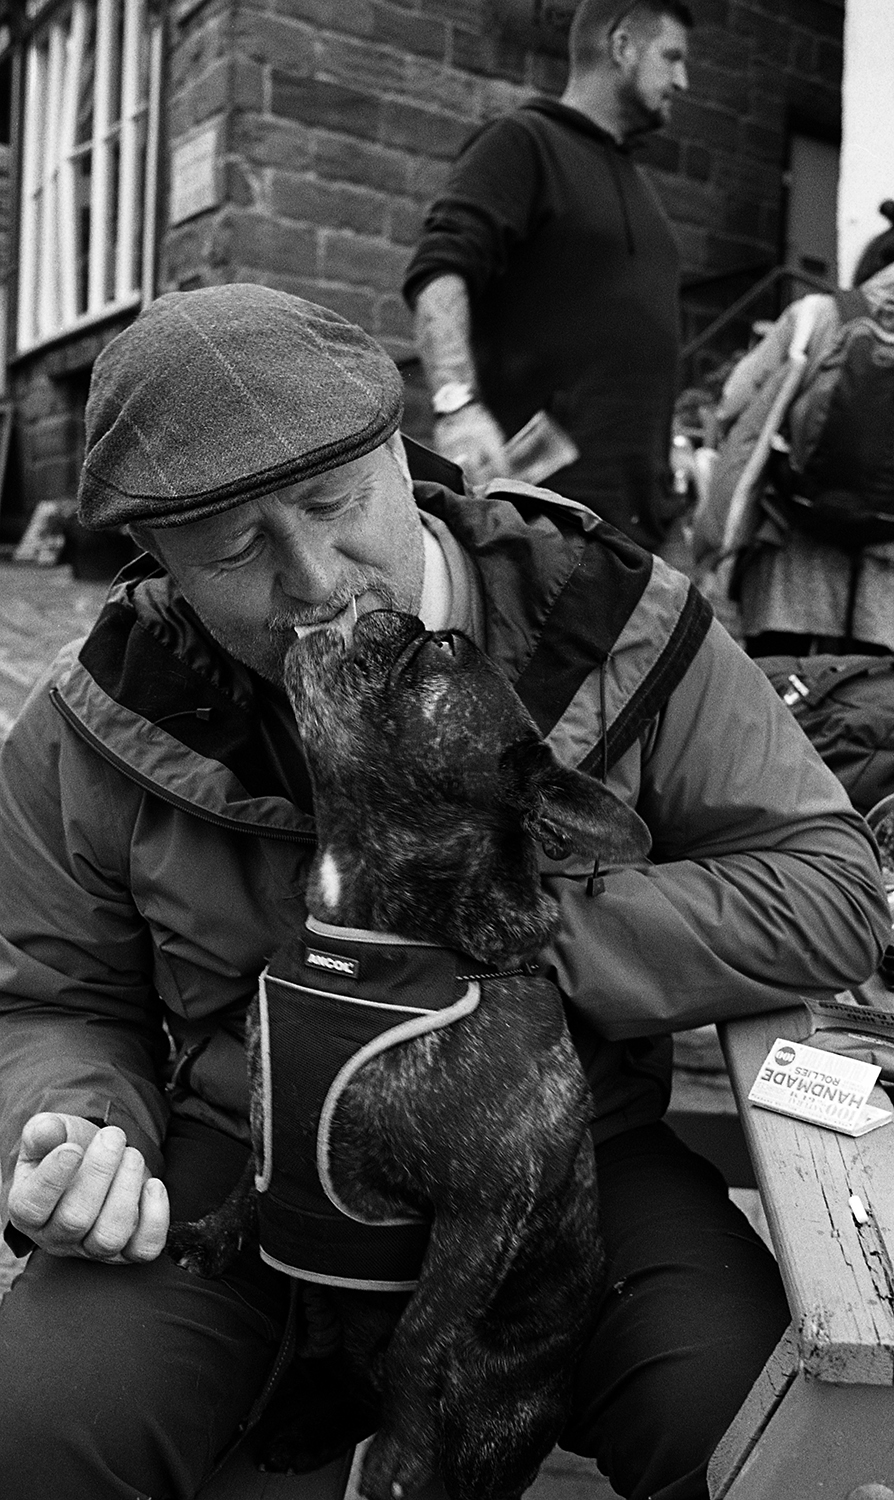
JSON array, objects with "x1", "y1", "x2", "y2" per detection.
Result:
[{"x1": 505, "y1": 739, "x2": 652, "y2": 864}]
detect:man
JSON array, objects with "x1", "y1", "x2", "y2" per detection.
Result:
[
  {"x1": 0, "y1": 284, "x2": 889, "y2": 1500},
  {"x1": 403, "y1": 0, "x2": 691, "y2": 551}
]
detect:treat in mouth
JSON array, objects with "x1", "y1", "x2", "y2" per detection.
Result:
[{"x1": 292, "y1": 596, "x2": 358, "y2": 643}]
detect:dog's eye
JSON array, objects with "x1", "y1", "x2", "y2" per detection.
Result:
[{"x1": 431, "y1": 633, "x2": 456, "y2": 656}]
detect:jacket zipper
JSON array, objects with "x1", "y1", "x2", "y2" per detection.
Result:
[{"x1": 51, "y1": 688, "x2": 317, "y2": 843}]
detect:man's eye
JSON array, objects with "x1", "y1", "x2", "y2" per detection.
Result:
[
  {"x1": 309, "y1": 499, "x2": 352, "y2": 520},
  {"x1": 218, "y1": 535, "x2": 264, "y2": 568}
]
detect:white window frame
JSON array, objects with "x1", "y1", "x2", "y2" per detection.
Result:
[{"x1": 17, "y1": 0, "x2": 162, "y2": 352}]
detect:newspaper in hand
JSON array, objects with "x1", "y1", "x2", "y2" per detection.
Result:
[{"x1": 748, "y1": 1038, "x2": 894, "y2": 1136}]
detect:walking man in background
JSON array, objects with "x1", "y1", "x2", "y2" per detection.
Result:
[{"x1": 403, "y1": 0, "x2": 692, "y2": 552}]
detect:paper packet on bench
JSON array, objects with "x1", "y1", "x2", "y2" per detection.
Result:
[{"x1": 749, "y1": 1038, "x2": 894, "y2": 1136}]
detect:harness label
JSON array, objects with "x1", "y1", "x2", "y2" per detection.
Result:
[{"x1": 305, "y1": 945, "x2": 360, "y2": 979}]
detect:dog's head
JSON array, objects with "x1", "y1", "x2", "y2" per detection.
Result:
[{"x1": 284, "y1": 611, "x2": 650, "y2": 961}]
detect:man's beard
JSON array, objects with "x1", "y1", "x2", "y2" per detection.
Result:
[
  {"x1": 617, "y1": 80, "x2": 667, "y2": 139},
  {"x1": 195, "y1": 583, "x2": 412, "y2": 685}
]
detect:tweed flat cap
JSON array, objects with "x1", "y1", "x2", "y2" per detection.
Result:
[{"x1": 77, "y1": 284, "x2": 404, "y2": 530}]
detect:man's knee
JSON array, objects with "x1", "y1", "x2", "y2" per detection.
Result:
[
  {"x1": 0, "y1": 1248, "x2": 284, "y2": 1499},
  {"x1": 561, "y1": 1126, "x2": 790, "y2": 1500},
  {"x1": 0, "y1": 1254, "x2": 181, "y2": 1495}
]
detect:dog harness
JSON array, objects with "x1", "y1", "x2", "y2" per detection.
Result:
[{"x1": 254, "y1": 916, "x2": 485, "y2": 1291}]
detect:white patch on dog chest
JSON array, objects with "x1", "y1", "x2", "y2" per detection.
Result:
[{"x1": 318, "y1": 852, "x2": 342, "y2": 909}]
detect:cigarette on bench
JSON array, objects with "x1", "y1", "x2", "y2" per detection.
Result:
[{"x1": 849, "y1": 1193, "x2": 869, "y2": 1225}]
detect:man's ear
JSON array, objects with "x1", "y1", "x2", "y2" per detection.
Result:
[
  {"x1": 505, "y1": 738, "x2": 652, "y2": 864},
  {"x1": 609, "y1": 21, "x2": 635, "y2": 68}
]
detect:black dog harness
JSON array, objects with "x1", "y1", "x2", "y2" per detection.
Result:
[{"x1": 255, "y1": 916, "x2": 484, "y2": 1291}]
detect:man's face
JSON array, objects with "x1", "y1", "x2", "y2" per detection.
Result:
[
  {"x1": 149, "y1": 438, "x2": 425, "y2": 684},
  {"x1": 616, "y1": 14, "x2": 689, "y2": 135}
]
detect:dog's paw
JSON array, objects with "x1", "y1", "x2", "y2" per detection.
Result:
[
  {"x1": 166, "y1": 1219, "x2": 234, "y2": 1278},
  {"x1": 360, "y1": 1430, "x2": 434, "y2": 1500},
  {"x1": 252, "y1": 1406, "x2": 377, "y2": 1474}
]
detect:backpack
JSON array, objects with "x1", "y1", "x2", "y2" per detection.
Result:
[
  {"x1": 757, "y1": 653, "x2": 894, "y2": 815},
  {"x1": 782, "y1": 287, "x2": 894, "y2": 548}
]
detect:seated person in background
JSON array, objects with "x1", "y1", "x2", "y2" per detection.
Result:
[{"x1": 693, "y1": 202, "x2": 894, "y2": 658}]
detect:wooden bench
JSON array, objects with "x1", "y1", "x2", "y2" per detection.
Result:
[{"x1": 708, "y1": 991, "x2": 894, "y2": 1500}]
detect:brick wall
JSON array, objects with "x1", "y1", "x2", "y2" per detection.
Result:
[
  {"x1": 2, "y1": 0, "x2": 845, "y2": 534},
  {"x1": 161, "y1": 0, "x2": 844, "y2": 428},
  {"x1": 162, "y1": 0, "x2": 545, "y2": 435},
  {"x1": 5, "y1": 316, "x2": 134, "y2": 529},
  {"x1": 671, "y1": 0, "x2": 844, "y2": 381}
]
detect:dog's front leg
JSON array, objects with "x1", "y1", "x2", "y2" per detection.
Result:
[
  {"x1": 438, "y1": 1139, "x2": 602, "y2": 1500},
  {"x1": 359, "y1": 1194, "x2": 540, "y2": 1500},
  {"x1": 167, "y1": 1155, "x2": 258, "y2": 1277}
]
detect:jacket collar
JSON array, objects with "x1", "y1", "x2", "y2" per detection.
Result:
[{"x1": 52, "y1": 482, "x2": 701, "y2": 819}]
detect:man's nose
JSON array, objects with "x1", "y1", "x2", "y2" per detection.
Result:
[
  {"x1": 674, "y1": 62, "x2": 688, "y2": 92},
  {"x1": 273, "y1": 525, "x2": 339, "y2": 605}
]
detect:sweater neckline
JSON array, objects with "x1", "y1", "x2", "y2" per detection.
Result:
[{"x1": 520, "y1": 97, "x2": 631, "y2": 154}]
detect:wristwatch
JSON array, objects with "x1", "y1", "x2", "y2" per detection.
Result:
[{"x1": 431, "y1": 381, "x2": 477, "y2": 417}]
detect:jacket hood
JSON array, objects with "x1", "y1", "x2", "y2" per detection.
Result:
[
  {"x1": 53, "y1": 553, "x2": 316, "y2": 837},
  {"x1": 519, "y1": 98, "x2": 629, "y2": 153}
]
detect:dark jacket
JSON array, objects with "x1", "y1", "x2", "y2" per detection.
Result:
[
  {"x1": 0, "y1": 483, "x2": 888, "y2": 1205},
  {"x1": 403, "y1": 101, "x2": 683, "y2": 550}
]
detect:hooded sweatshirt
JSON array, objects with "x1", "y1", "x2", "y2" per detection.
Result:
[{"x1": 403, "y1": 101, "x2": 682, "y2": 550}]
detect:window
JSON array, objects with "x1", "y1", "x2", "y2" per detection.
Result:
[{"x1": 17, "y1": 0, "x2": 161, "y2": 350}]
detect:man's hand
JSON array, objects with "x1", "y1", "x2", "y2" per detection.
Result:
[
  {"x1": 7, "y1": 1113, "x2": 169, "y2": 1263},
  {"x1": 433, "y1": 404, "x2": 509, "y2": 494}
]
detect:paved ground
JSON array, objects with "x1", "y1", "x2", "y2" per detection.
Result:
[
  {"x1": 0, "y1": 561, "x2": 112, "y2": 1292},
  {"x1": 0, "y1": 558, "x2": 110, "y2": 739}
]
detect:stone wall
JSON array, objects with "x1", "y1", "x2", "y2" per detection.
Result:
[
  {"x1": 161, "y1": 1, "x2": 844, "y2": 375},
  {"x1": 3, "y1": 0, "x2": 846, "y2": 527},
  {"x1": 4, "y1": 314, "x2": 133, "y2": 532},
  {"x1": 674, "y1": 0, "x2": 844, "y2": 379}
]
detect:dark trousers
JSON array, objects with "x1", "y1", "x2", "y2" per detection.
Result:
[{"x1": 0, "y1": 1120, "x2": 788, "y2": 1500}]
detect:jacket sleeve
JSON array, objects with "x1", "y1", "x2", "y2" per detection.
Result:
[
  {"x1": 691, "y1": 297, "x2": 841, "y2": 566},
  {"x1": 689, "y1": 313, "x2": 793, "y2": 565},
  {"x1": 541, "y1": 619, "x2": 892, "y2": 1040},
  {"x1": 402, "y1": 116, "x2": 543, "y2": 309},
  {"x1": 715, "y1": 306, "x2": 797, "y2": 430},
  {"x1": 0, "y1": 660, "x2": 170, "y2": 1201}
]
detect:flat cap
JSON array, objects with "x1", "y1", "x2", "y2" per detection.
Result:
[{"x1": 77, "y1": 284, "x2": 404, "y2": 530}]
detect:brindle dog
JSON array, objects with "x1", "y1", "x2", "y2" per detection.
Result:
[{"x1": 169, "y1": 610, "x2": 650, "y2": 1500}]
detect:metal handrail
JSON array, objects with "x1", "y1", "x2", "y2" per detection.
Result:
[{"x1": 681, "y1": 262, "x2": 837, "y2": 363}]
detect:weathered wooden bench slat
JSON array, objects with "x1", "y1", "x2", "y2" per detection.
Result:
[
  {"x1": 709, "y1": 995, "x2": 894, "y2": 1499},
  {"x1": 708, "y1": 1328, "x2": 894, "y2": 1499},
  {"x1": 720, "y1": 1003, "x2": 894, "y2": 1386}
]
